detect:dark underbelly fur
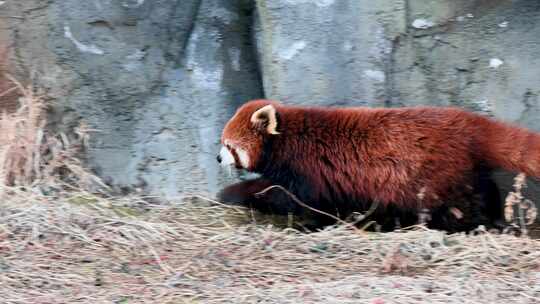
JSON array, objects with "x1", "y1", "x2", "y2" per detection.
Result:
[{"x1": 216, "y1": 168, "x2": 504, "y2": 233}]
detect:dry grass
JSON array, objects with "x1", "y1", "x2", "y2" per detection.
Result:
[
  {"x1": 0, "y1": 77, "x2": 539, "y2": 303},
  {"x1": 0, "y1": 74, "x2": 105, "y2": 192},
  {"x1": 0, "y1": 192, "x2": 539, "y2": 304}
]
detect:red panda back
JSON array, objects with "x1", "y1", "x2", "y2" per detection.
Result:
[{"x1": 259, "y1": 105, "x2": 481, "y2": 210}]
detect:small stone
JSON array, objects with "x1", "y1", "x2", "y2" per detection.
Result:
[
  {"x1": 364, "y1": 70, "x2": 385, "y2": 83},
  {"x1": 489, "y1": 58, "x2": 504, "y2": 69},
  {"x1": 412, "y1": 19, "x2": 434, "y2": 29},
  {"x1": 80, "y1": 257, "x2": 94, "y2": 263}
]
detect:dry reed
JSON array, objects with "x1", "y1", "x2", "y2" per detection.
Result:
[{"x1": 0, "y1": 74, "x2": 106, "y2": 193}]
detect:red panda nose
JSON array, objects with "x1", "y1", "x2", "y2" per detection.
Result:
[{"x1": 216, "y1": 155, "x2": 222, "y2": 163}]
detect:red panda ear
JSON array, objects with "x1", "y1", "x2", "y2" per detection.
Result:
[{"x1": 250, "y1": 104, "x2": 280, "y2": 135}]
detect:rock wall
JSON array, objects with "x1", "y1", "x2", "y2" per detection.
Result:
[{"x1": 1, "y1": 0, "x2": 540, "y2": 201}]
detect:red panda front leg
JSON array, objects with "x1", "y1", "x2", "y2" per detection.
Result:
[
  {"x1": 216, "y1": 178, "x2": 272, "y2": 205},
  {"x1": 216, "y1": 178, "x2": 297, "y2": 215}
]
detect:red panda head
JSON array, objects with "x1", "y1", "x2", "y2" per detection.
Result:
[{"x1": 217, "y1": 99, "x2": 281, "y2": 171}]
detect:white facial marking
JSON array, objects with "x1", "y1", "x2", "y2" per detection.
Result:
[
  {"x1": 219, "y1": 146, "x2": 235, "y2": 166},
  {"x1": 236, "y1": 147, "x2": 250, "y2": 169},
  {"x1": 219, "y1": 143, "x2": 251, "y2": 170}
]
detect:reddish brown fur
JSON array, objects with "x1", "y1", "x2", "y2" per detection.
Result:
[{"x1": 220, "y1": 99, "x2": 540, "y2": 213}]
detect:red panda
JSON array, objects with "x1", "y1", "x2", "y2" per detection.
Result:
[{"x1": 217, "y1": 99, "x2": 538, "y2": 230}]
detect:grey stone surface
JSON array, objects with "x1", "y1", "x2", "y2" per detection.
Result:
[
  {"x1": 2, "y1": 0, "x2": 262, "y2": 197},
  {"x1": 256, "y1": 0, "x2": 406, "y2": 106},
  {"x1": 1, "y1": 0, "x2": 539, "y2": 203},
  {"x1": 393, "y1": 0, "x2": 540, "y2": 125}
]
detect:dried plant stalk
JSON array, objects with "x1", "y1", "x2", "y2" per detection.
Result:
[
  {"x1": 504, "y1": 173, "x2": 538, "y2": 236},
  {"x1": 0, "y1": 74, "x2": 106, "y2": 193}
]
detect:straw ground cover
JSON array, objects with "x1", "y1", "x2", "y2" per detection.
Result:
[
  {"x1": 1, "y1": 193, "x2": 539, "y2": 303},
  {"x1": 0, "y1": 78, "x2": 539, "y2": 303}
]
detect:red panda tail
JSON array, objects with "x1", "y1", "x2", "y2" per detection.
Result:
[{"x1": 476, "y1": 116, "x2": 540, "y2": 179}]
